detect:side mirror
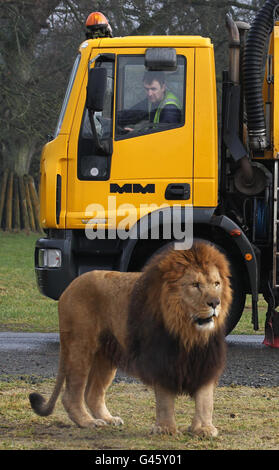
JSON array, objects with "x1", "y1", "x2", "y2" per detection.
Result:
[
  {"x1": 145, "y1": 48, "x2": 177, "y2": 71},
  {"x1": 86, "y1": 67, "x2": 107, "y2": 112}
]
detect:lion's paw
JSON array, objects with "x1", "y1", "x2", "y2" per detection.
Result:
[
  {"x1": 91, "y1": 418, "x2": 108, "y2": 427},
  {"x1": 107, "y1": 416, "x2": 124, "y2": 426},
  {"x1": 150, "y1": 424, "x2": 177, "y2": 435},
  {"x1": 188, "y1": 424, "x2": 218, "y2": 438}
]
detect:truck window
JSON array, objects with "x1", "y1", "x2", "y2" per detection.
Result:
[
  {"x1": 115, "y1": 55, "x2": 186, "y2": 139},
  {"x1": 78, "y1": 57, "x2": 114, "y2": 180},
  {"x1": 53, "y1": 53, "x2": 81, "y2": 139}
]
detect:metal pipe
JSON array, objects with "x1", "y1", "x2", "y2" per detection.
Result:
[
  {"x1": 226, "y1": 15, "x2": 254, "y2": 186},
  {"x1": 226, "y1": 14, "x2": 240, "y2": 85}
]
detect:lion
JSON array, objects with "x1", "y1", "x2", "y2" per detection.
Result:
[{"x1": 29, "y1": 241, "x2": 232, "y2": 437}]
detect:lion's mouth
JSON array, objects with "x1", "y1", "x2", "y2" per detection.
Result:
[{"x1": 194, "y1": 313, "x2": 216, "y2": 326}]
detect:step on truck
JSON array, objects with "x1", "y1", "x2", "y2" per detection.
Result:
[{"x1": 35, "y1": 2, "x2": 279, "y2": 344}]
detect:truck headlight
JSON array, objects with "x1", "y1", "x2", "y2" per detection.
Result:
[{"x1": 38, "y1": 249, "x2": 62, "y2": 268}]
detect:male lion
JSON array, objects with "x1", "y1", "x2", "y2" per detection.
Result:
[{"x1": 30, "y1": 242, "x2": 232, "y2": 437}]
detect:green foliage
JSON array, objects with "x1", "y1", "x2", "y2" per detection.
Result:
[{"x1": 0, "y1": 232, "x2": 58, "y2": 331}]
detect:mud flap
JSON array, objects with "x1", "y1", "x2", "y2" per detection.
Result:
[
  {"x1": 263, "y1": 280, "x2": 279, "y2": 347},
  {"x1": 263, "y1": 306, "x2": 279, "y2": 348}
]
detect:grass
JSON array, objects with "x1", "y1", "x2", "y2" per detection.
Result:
[
  {"x1": 0, "y1": 231, "x2": 269, "y2": 334},
  {"x1": 233, "y1": 295, "x2": 267, "y2": 335},
  {"x1": 0, "y1": 232, "x2": 58, "y2": 332},
  {"x1": 1, "y1": 379, "x2": 279, "y2": 450}
]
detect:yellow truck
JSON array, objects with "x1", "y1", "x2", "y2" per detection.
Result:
[{"x1": 35, "y1": 2, "x2": 279, "y2": 343}]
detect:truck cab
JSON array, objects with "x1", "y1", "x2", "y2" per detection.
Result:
[{"x1": 36, "y1": 26, "x2": 218, "y2": 281}]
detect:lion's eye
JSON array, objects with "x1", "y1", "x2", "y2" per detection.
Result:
[
  {"x1": 192, "y1": 282, "x2": 200, "y2": 288},
  {"x1": 215, "y1": 281, "x2": 220, "y2": 287}
]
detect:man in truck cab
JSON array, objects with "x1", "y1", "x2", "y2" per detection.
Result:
[{"x1": 117, "y1": 71, "x2": 182, "y2": 133}]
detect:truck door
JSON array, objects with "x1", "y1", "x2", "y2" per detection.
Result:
[{"x1": 66, "y1": 48, "x2": 194, "y2": 230}]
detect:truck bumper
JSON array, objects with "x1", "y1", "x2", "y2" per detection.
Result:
[
  {"x1": 35, "y1": 235, "x2": 75, "y2": 300},
  {"x1": 34, "y1": 230, "x2": 123, "y2": 300}
]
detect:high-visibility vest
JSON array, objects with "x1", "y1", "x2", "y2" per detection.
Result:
[{"x1": 149, "y1": 91, "x2": 181, "y2": 124}]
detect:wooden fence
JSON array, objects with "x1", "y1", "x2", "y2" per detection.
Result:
[{"x1": 0, "y1": 170, "x2": 42, "y2": 232}]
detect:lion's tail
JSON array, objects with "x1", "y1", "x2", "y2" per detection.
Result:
[{"x1": 29, "y1": 359, "x2": 65, "y2": 417}]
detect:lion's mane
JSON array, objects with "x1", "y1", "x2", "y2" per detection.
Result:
[{"x1": 101, "y1": 242, "x2": 232, "y2": 396}]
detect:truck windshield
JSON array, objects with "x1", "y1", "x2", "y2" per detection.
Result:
[{"x1": 53, "y1": 53, "x2": 81, "y2": 138}]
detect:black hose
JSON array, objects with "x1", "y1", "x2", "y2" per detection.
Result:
[{"x1": 243, "y1": 0, "x2": 279, "y2": 149}]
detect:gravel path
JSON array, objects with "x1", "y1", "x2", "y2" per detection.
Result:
[
  {"x1": 223, "y1": 336, "x2": 279, "y2": 387},
  {"x1": 1, "y1": 333, "x2": 279, "y2": 387}
]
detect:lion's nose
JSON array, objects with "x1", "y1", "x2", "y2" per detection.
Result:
[{"x1": 207, "y1": 299, "x2": 220, "y2": 309}]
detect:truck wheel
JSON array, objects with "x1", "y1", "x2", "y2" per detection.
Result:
[{"x1": 225, "y1": 260, "x2": 246, "y2": 335}]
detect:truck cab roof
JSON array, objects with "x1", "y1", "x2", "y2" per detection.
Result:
[{"x1": 80, "y1": 35, "x2": 213, "y2": 50}]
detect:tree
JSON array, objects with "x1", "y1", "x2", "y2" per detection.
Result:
[
  {"x1": 0, "y1": 0, "x2": 79, "y2": 231},
  {"x1": 0, "y1": 1, "x2": 62, "y2": 173}
]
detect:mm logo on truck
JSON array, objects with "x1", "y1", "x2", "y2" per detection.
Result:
[{"x1": 110, "y1": 183, "x2": 155, "y2": 194}]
